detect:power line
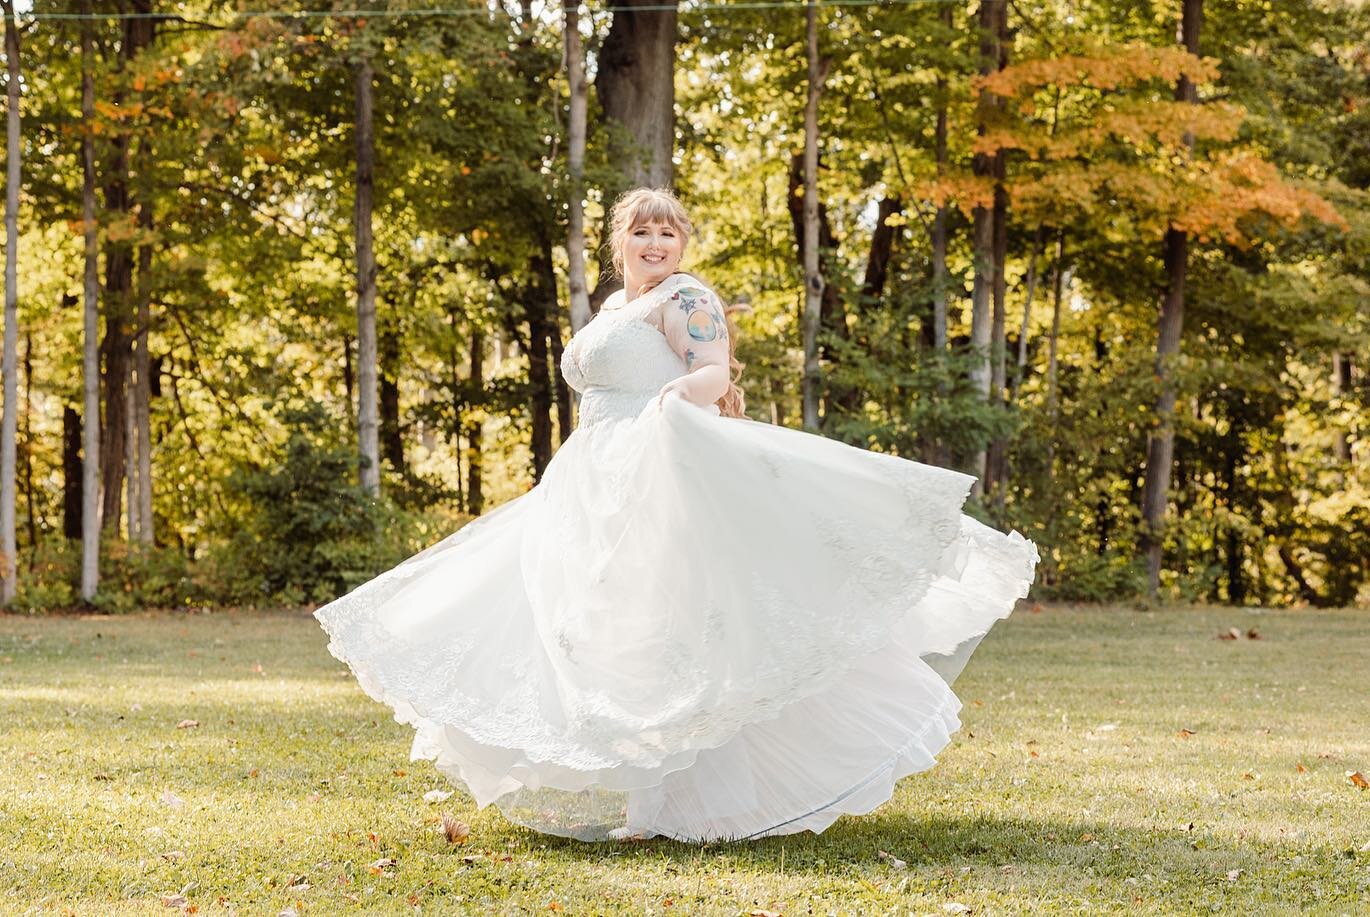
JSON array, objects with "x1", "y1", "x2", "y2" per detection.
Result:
[{"x1": 17, "y1": 0, "x2": 961, "y2": 24}]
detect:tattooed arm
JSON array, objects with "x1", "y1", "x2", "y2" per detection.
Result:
[{"x1": 657, "y1": 283, "x2": 731, "y2": 410}]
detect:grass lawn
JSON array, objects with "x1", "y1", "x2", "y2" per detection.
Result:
[{"x1": 1, "y1": 603, "x2": 1366, "y2": 915}]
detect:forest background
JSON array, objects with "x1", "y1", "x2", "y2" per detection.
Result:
[{"x1": 0, "y1": 0, "x2": 1366, "y2": 613}]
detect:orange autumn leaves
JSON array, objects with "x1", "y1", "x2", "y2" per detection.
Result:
[{"x1": 919, "y1": 42, "x2": 1345, "y2": 245}]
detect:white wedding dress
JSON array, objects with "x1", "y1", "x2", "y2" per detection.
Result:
[{"x1": 314, "y1": 272, "x2": 1039, "y2": 843}]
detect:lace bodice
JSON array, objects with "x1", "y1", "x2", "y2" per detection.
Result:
[{"x1": 561, "y1": 280, "x2": 689, "y2": 426}]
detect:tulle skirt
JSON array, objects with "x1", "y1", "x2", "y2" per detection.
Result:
[{"x1": 314, "y1": 392, "x2": 1038, "y2": 842}]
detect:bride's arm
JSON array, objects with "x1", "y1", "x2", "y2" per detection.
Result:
[{"x1": 657, "y1": 286, "x2": 731, "y2": 409}]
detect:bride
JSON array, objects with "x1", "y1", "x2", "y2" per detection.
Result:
[{"x1": 313, "y1": 187, "x2": 1039, "y2": 843}]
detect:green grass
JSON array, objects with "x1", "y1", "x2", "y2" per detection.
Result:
[{"x1": 1, "y1": 604, "x2": 1367, "y2": 915}]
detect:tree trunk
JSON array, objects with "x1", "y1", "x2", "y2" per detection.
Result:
[
  {"x1": 133, "y1": 197, "x2": 153, "y2": 543},
  {"x1": 967, "y1": 0, "x2": 1005, "y2": 488},
  {"x1": 379, "y1": 326, "x2": 403, "y2": 473},
  {"x1": 1140, "y1": 0, "x2": 1202, "y2": 597},
  {"x1": 464, "y1": 328, "x2": 484, "y2": 515},
  {"x1": 21, "y1": 331, "x2": 34, "y2": 555},
  {"x1": 930, "y1": 2, "x2": 952, "y2": 352},
  {"x1": 1331, "y1": 351, "x2": 1352, "y2": 461},
  {"x1": 527, "y1": 240, "x2": 559, "y2": 482},
  {"x1": 862, "y1": 197, "x2": 901, "y2": 303},
  {"x1": 564, "y1": 0, "x2": 591, "y2": 335},
  {"x1": 64, "y1": 405, "x2": 82, "y2": 540},
  {"x1": 801, "y1": 0, "x2": 827, "y2": 432},
  {"x1": 81, "y1": 9, "x2": 101, "y2": 600},
  {"x1": 123, "y1": 359, "x2": 137, "y2": 541},
  {"x1": 1, "y1": 0, "x2": 19, "y2": 601},
  {"x1": 592, "y1": 0, "x2": 678, "y2": 306},
  {"x1": 597, "y1": 0, "x2": 677, "y2": 189},
  {"x1": 353, "y1": 55, "x2": 380, "y2": 496},
  {"x1": 1015, "y1": 226, "x2": 1046, "y2": 377},
  {"x1": 1045, "y1": 230, "x2": 1065, "y2": 478},
  {"x1": 550, "y1": 324, "x2": 572, "y2": 445}
]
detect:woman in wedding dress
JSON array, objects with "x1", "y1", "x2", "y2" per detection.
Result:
[{"x1": 313, "y1": 187, "x2": 1039, "y2": 843}]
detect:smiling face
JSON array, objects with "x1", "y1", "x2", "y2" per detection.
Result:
[
  {"x1": 623, "y1": 220, "x2": 685, "y2": 293},
  {"x1": 609, "y1": 188, "x2": 694, "y2": 300}
]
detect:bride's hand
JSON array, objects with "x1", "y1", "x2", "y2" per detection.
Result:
[{"x1": 655, "y1": 378, "x2": 689, "y2": 409}]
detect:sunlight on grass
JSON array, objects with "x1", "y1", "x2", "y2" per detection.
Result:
[{"x1": 1, "y1": 605, "x2": 1366, "y2": 914}]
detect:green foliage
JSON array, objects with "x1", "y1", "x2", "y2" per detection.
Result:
[{"x1": 211, "y1": 401, "x2": 441, "y2": 606}]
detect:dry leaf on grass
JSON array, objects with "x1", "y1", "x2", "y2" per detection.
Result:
[
  {"x1": 877, "y1": 850, "x2": 907, "y2": 869},
  {"x1": 1218, "y1": 628, "x2": 1241, "y2": 640},
  {"x1": 423, "y1": 789, "x2": 453, "y2": 804},
  {"x1": 159, "y1": 790, "x2": 185, "y2": 808},
  {"x1": 1295, "y1": 763, "x2": 1308, "y2": 774},
  {"x1": 175, "y1": 719, "x2": 199, "y2": 730},
  {"x1": 1177, "y1": 728, "x2": 1197, "y2": 738},
  {"x1": 1348, "y1": 771, "x2": 1369, "y2": 789},
  {"x1": 442, "y1": 812, "x2": 471, "y2": 844}
]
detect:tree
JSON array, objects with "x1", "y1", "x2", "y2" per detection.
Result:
[
  {"x1": 353, "y1": 51, "x2": 380, "y2": 496},
  {"x1": 0, "y1": 0, "x2": 19, "y2": 601},
  {"x1": 800, "y1": 0, "x2": 827, "y2": 431},
  {"x1": 80, "y1": 5, "x2": 100, "y2": 601},
  {"x1": 564, "y1": 0, "x2": 591, "y2": 336},
  {"x1": 1139, "y1": 0, "x2": 1202, "y2": 596}
]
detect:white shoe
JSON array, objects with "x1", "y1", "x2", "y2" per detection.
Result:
[{"x1": 607, "y1": 825, "x2": 650, "y2": 841}]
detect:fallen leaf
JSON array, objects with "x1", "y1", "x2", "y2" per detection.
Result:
[
  {"x1": 160, "y1": 893, "x2": 188, "y2": 909},
  {"x1": 1218, "y1": 628, "x2": 1241, "y2": 640},
  {"x1": 1226, "y1": 869, "x2": 1242, "y2": 881},
  {"x1": 1295, "y1": 763, "x2": 1308, "y2": 774},
  {"x1": 877, "y1": 850, "x2": 907, "y2": 870},
  {"x1": 369, "y1": 858, "x2": 396, "y2": 869},
  {"x1": 160, "y1": 850, "x2": 185, "y2": 862},
  {"x1": 1348, "y1": 772, "x2": 1369, "y2": 789},
  {"x1": 1177, "y1": 728, "x2": 1197, "y2": 738},
  {"x1": 747, "y1": 911, "x2": 782, "y2": 917},
  {"x1": 159, "y1": 790, "x2": 185, "y2": 808},
  {"x1": 1241, "y1": 772, "x2": 1256, "y2": 781},
  {"x1": 548, "y1": 904, "x2": 562, "y2": 912},
  {"x1": 305, "y1": 792, "x2": 322, "y2": 803},
  {"x1": 175, "y1": 720, "x2": 199, "y2": 730},
  {"x1": 393, "y1": 770, "x2": 407, "y2": 777},
  {"x1": 423, "y1": 789, "x2": 453, "y2": 804},
  {"x1": 407, "y1": 892, "x2": 421, "y2": 907},
  {"x1": 285, "y1": 875, "x2": 310, "y2": 892},
  {"x1": 442, "y1": 813, "x2": 470, "y2": 844},
  {"x1": 943, "y1": 904, "x2": 972, "y2": 914},
  {"x1": 1246, "y1": 628, "x2": 1261, "y2": 639}
]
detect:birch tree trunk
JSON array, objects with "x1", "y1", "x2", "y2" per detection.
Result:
[
  {"x1": 967, "y1": 0, "x2": 1004, "y2": 488},
  {"x1": 0, "y1": 0, "x2": 19, "y2": 602},
  {"x1": 931, "y1": 5, "x2": 950, "y2": 353},
  {"x1": 801, "y1": 0, "x2": 827, "y2": 432},
  {"x1": 564, "y1": 0, "x2": 591, "y2": 335},
  {"x1": 81, "y1": 10, "x2": 101, "y2": 600},
  {"x1": 1141, "y1": 0, "x2": 1203, "y2": 597},
  {"x1": 353, "y1": 55, "x2": 381, "y2": 496}
]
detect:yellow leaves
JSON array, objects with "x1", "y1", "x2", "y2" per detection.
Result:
[{"x1": 1350, "y1": 772, "x2": 1369, "y2": 789}]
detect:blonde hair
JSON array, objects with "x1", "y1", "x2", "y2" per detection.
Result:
[{"x1": 607, "y1": 187, "x2": 748, "y2": 420}]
